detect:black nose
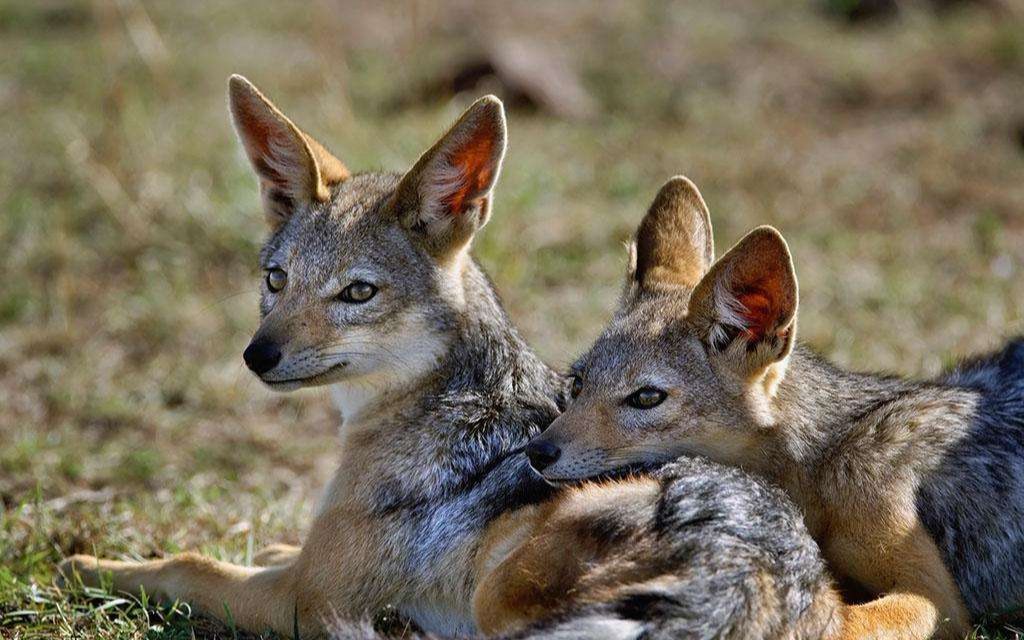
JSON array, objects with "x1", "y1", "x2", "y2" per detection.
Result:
[
  {"x1": 243, "y1": 338, "x2": 282, "y2": 375},
  {"x1": 526, "y1": 440, "x2": 561, "y2": 472}
]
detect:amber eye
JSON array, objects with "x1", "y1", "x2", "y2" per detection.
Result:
[
  {"x1": 625, "y1": 387, "x2": 667, "y2": 410},
  {"x1": 265, "y1": 268, "x2": 287, "y2": 293},
  {"x1": 569, "y1": 375, "x2": 583, "y2": 399},
  {"x1": 339, "y1": 281, "x2": 378, "y2": 304}
]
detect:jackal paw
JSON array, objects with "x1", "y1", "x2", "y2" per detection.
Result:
[{"x1": 57, "y1": 554, "x2": 106, "y2": 589}]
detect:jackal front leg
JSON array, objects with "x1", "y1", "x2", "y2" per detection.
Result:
[
  {"x1": 829, "y1": 520, "x2": 971, "y2": 640},
  {"x1": 59, "y1": 553, "x2": 318, "y2": 637}
]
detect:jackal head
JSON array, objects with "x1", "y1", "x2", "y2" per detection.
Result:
[
  {"x1": 526, "y1": 177, "x2": 799, "y2": 482},
  {"x1": 228, "y1": 76, "x2": 506, "y2": 411}
]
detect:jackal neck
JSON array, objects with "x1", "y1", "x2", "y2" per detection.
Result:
[
  {"x1": 326, "y1": 256, "x2": 562, "y2": 511},
  {"x1": 432, "y1": 258, "x2": 564, "y2": 447},
  {"x1": 446, "y1": 260, "x2": 553, "y2": 395},
  {"x1": 765, "y1": 346, "x2": 912, "y2": 485}
]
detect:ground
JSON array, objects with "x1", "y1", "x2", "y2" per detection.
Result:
[{"x1": 1, "y1": 0, "x2": 1023, "y2": 638}]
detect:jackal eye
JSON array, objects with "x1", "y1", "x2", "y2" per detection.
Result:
[
  {"x1": 625, "y1": 387, "x2": 667, "y2": 410},
  {"x1": 339, "y1": 281, "x2": 378, "y2": 304},
  {"x1": 569, "y1": 375, "x2": 583, "y2": 399},
  {"x1": 265, "y1": 268, "x2": 287, "y2": 293}
]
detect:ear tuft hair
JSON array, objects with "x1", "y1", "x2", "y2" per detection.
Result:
[{"x1": 690, "y1": 226, "x2": 798, "y2": 373}]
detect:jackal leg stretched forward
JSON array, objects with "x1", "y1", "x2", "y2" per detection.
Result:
[{"x1": 59, "y1": 504, "x2": 395, "y2": 638}]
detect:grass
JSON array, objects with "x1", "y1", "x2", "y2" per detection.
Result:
[{"x1": 2, "y1": 0, "x2": 1023, "y2": 637}]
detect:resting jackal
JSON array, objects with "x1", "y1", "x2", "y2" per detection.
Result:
[{"x1": 530, "y1": 175, "x2": 1024, "y2": 640}]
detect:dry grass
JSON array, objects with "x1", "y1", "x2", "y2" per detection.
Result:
[{"x1": 1, "y1": 0, "x2": 1023, "y2": 637}]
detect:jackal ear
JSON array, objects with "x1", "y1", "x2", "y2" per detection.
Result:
[
  {"x1": 689, "y1": 226, "x2": 798, "y2": 376},
  {"x1": 392, "y1": 95, "x2": 506, "y2": 259},
  {"x1": 630, "y1": 176, "x2": 714, "y2": 293},
  {"x1": 228, "y1": 75, "x2": 349, "y2": 229}
]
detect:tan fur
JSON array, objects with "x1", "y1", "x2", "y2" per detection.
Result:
[
  {"x1": 473, "y1": 480, "x2": 662, "y2": 635},
  {"x1": 777, "y1": 388, "x2": 977, "y2": 639},
  {"x1": 62, "y1": 552, "x2": 301, "y2": 633},
  {"x1": 830, "y1": 522, "x2": 969, "y2": 640},
  {"x1": 63, "y1": 499, "x2": 396, "y2": 637},
  {"x1": 789, "y1": 401, "x2": 974, "y2": 639}
]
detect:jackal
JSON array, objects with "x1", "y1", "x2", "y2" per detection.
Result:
[
  {"x1": 529, "y1": 175, "x2": 1024, "y2": 639},
  {"x1": 61, "y1": 82, "x2": 842, "y2": 639}
]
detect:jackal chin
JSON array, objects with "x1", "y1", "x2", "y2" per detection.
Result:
[
  {"x1": 539, "y1": 450, "x2": 674, "y2": 484},
  {"x1": 260, "y1": 361, "x2": 350, "y2": 392},
  {"x1": 539, "y1": 465, "x2": 644, "y2": 485}
]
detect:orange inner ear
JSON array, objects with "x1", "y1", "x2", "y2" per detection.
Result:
[
  {"x1": 444, "y1": 122, "x2": 497, "y2": 216},
  {"x1": 735, "y1": 281, "x2": 781, "y2": 341}
]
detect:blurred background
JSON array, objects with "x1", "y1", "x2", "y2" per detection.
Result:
[{"x1": 2, "y1": 0, "x2": 1023, "y2": 636}]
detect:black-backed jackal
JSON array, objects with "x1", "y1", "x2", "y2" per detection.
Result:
[{"x1": 529, "y1": 175, "x2": 1024, "y2": 639}]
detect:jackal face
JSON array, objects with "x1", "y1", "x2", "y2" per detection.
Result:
[
  {"x1": 527, "y1": 177, "x2": 799, "y2": 481},
  {"x1": 228, "y1": 76, "x2": 506, "y2": 395}
]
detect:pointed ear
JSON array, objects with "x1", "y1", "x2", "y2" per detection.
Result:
[
  {"x1": 688, "y1": 226, "x2": 798, "y2": 377},
  {"x1": 630, "y1": 176, "x2": 714, "y2": 292},
  {"x1": 228, "y1": 75, "x2": 349, "y2": 229},
  {"x1": 392, "y1": 95, "x2": 506, "y2": 258}
]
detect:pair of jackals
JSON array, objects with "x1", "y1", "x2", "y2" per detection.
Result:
[{"x1": 59, "y1": 78, "x2": 1024, "y2": 639}]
